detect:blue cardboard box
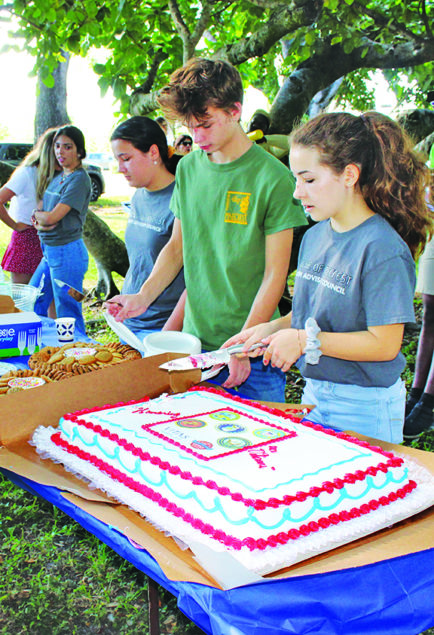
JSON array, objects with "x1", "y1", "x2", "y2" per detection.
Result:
[{"x1": 0, "y1": 311, "x2": 42, "y2": 358}]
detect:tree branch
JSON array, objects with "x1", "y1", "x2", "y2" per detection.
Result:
[
  {"x1": 270, "y1": 35, "x2": 434, "y2": 133},
  {"x1": 131, "y1": 50, "x2": 166, "y2": 101},
  {"x1": 169, "y1": 0, "x2": 215, "y2": 62},
  {"x1": 216, "y1": 0, "x2": 320, "y2": 63},
  {"x1": 169, "y1": 0, "x2": 191, "y2": 42}
]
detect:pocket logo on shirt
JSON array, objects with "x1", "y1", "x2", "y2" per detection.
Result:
[{"x1": 224, "y1": 191, "x2": 250, "y2": 225}]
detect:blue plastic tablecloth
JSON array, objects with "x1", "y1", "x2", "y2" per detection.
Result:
[
  {"x1": 1, "y1": 319, "x2": 434, "y2": 634},
  {"x1": 1, "y1": 470, "x2": 433, "y2": 635}
]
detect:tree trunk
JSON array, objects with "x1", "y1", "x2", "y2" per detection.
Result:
[{"x1": 35, "y1": 53, "x2": 70, "y2": 140}]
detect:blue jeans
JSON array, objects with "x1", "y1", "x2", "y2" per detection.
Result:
[
  {"x1": 302, "y1": 377, "x2": 406, "y2": 443},
  {"x1": 209, "y1": 356, "x2": 286, "y2": 402},
  {"x1": 30, "y1": 240, "x2": 89, "y2": 335}
]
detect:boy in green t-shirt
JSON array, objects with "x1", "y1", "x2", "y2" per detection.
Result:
[{"x1": 107, "y1": 58, "x2": 307, "y2": 401}]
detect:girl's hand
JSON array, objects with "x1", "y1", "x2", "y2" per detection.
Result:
[
  {"x1": 32, "y1": 211, "x2": 57, "y2": 231},
  {"x1": 223, "y1": 322, "x2": 280, "y2": 357},
  {"x1": 32, "y1": 218, "x2": 57, "y2": 231},
  {"x1": 15, "y1": 222, "x2": 32, "y2": 232},
  {"x1": 104, "y1": 294, "x2": 148, "y2": 321},
  {"x1": 262, "y1": 328, "x2": 304, "y2": 372},
  {"x1": 222, "y1": 355, "x2": 251, "y2": 389}
]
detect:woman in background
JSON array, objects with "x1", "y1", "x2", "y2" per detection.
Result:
[
  {"x1": 31, "y1": 125, "x2": 91, "y2": 334},
  {"x1": 174, "y1": 134, "x2": 193, "y2": 155},
  {"x1": 109, "y1": 116, "x2": 185, "y2": 337},
  {"x1": 0, "y1": 128, "x2": 58, "y2": 283}
]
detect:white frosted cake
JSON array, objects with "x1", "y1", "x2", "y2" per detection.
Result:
[{"x1": 32, "y1": 387, "x2": 434, "y2": 575}]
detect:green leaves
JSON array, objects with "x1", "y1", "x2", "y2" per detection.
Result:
[{"x1": 0, "y1": 0, "x2": 432, "y2": 120}]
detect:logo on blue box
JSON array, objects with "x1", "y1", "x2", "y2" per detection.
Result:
[{"x1": 0, "y1": 312, "x2": 42, "y2": 358}]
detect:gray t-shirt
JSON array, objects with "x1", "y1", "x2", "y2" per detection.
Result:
[
  {"x1": 122, "y1": 182, "x2": 185, "y2": 332},
  {"x1": 292, "y1": 214, "x2": 416, "y2": 387},
  {"x1": 39, "y1": 168, "x2": 91, "y2": 246}
]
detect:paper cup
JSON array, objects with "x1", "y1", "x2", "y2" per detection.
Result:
[{"x1": 55, "y1": 317, "x2": 76, "y2": 342}]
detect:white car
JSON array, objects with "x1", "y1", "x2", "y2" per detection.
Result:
[{"x1": 86, "y1": 152, "x2": 114, "y2": 171}]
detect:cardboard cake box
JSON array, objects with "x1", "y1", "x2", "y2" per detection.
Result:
[{"x1": 0, "y1": 353, "x2": 433, "y2": 589}]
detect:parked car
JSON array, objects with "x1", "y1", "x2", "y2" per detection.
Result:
[
  {"x1": 87, "y1": 152, "x2": 115, "y2": 171},
  {"x1": 0, "y1": 142, "x2": 105, "y2": 202}
]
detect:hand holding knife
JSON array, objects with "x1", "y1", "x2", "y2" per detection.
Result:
[{"x1": 159, "y1": 342, "x2": 265, "y2": 371}]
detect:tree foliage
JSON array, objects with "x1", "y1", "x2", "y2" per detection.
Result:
[{"x1": 0, "y1": 0, "x2": 433, "y2": 132}]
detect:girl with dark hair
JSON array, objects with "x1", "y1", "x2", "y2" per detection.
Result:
[
  {"x1": 30, "y1": 125, "x2": 91, "y2": 334},
  {"x1": 226, "y1": 111, "x2": 432, "y2": 443},
  {"x1": 0, "y1": 128, "x2": 58, "y2": 283},
  {"x1": 109, "y1": 116, "x2": 185, "y2": 336}
]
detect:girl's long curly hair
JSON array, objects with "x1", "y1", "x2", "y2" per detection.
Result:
[{"x1": 290, "y1": 112, "x2": 432, "y2": 258}]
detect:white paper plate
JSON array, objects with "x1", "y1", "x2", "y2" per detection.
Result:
[
  {"x1": 0, "y1": 361, "x2": 18, "y2": 376},
  {"x1": 103, "y1": 311, "x2": 145, "y2": 353}
]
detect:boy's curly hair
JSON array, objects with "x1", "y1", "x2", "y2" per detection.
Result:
[{"x1": 158, "y1": 58, "x2": 243, "y2": 125}]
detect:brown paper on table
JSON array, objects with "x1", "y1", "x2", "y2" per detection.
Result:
[
  {"x1": 0, "y1": 354, "x2": 433, "y2": 588},
  {"x1": 0, "y1": 294, "x2": 21, "y2": 313}
]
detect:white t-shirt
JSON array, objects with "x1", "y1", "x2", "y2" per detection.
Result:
[{"x1": 5, "y1": 165, "x2": 38, "y2": 224}]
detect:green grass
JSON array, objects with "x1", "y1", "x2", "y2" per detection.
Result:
[
  {"x1": 0, "y1": 199, "x2": 433, "y2": 634},
  {"x1": 0, "y1": 477, "x2": 201, "y2": 634}
]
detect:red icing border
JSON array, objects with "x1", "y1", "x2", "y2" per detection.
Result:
[
  {"x1": 61, "y1": 416, "x2": 405, "y2": 509},
  {"x1": 60, "y1": 386, "x2": 405, "y2": 509},
  {"x1": 50, "y1": 431, "x2": 417, "y2": 552},
  {"x1": 63, "y1": 385, "x2": 401, "y2": 462}
]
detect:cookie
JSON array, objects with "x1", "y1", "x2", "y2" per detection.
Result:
[
  {"x1": 0, "y1": 369, "x2": 54, "y2": 397},
  {"x1": 78, "y1": 355, "x2": 96, "y2": 365},
  {"x1": 95, "y1": 350, "x2": 113, "y2": 363},
  {"x1": 28, "y1": 340, "x2": 141, "y2": 379}
]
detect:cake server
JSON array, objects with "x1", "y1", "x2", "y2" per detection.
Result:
[{"x1": 159, "y1": 342, "x2": 264, "y2": 371}]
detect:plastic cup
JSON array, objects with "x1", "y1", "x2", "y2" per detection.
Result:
[{"x1": 55, "y1": 317, "x2": 76, "y2": 343}]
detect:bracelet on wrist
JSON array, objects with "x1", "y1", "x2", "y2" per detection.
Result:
[{"x1": 304, "y1": 317, "x2": 322, "y2": 365}]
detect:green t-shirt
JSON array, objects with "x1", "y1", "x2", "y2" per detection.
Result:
[{"x1": 171, "y1": 144, "x2": 307, "y2": 350}]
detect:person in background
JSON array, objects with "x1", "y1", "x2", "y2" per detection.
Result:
[
  {"x1": 30, "y1": 125, "x2": 91, "y2": 334},
  {"x1": 174, "y1": 134, "x2": 193, "y2": 155},
  {"x1": 404, "y1": 167, "x2": 434, "y2": 439},
  {"x1": 0, "y1": 128, "x2": 58, "y2": 283},
  {"x1": 225, "y1": 112, "x2": 432, "y2": 444},
  {"x1": 106, "y1": 58, "x2": 307, "y2": 402},
  {"x1": 110, "y1": 116, "x2": 185, "y2": 337}
]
